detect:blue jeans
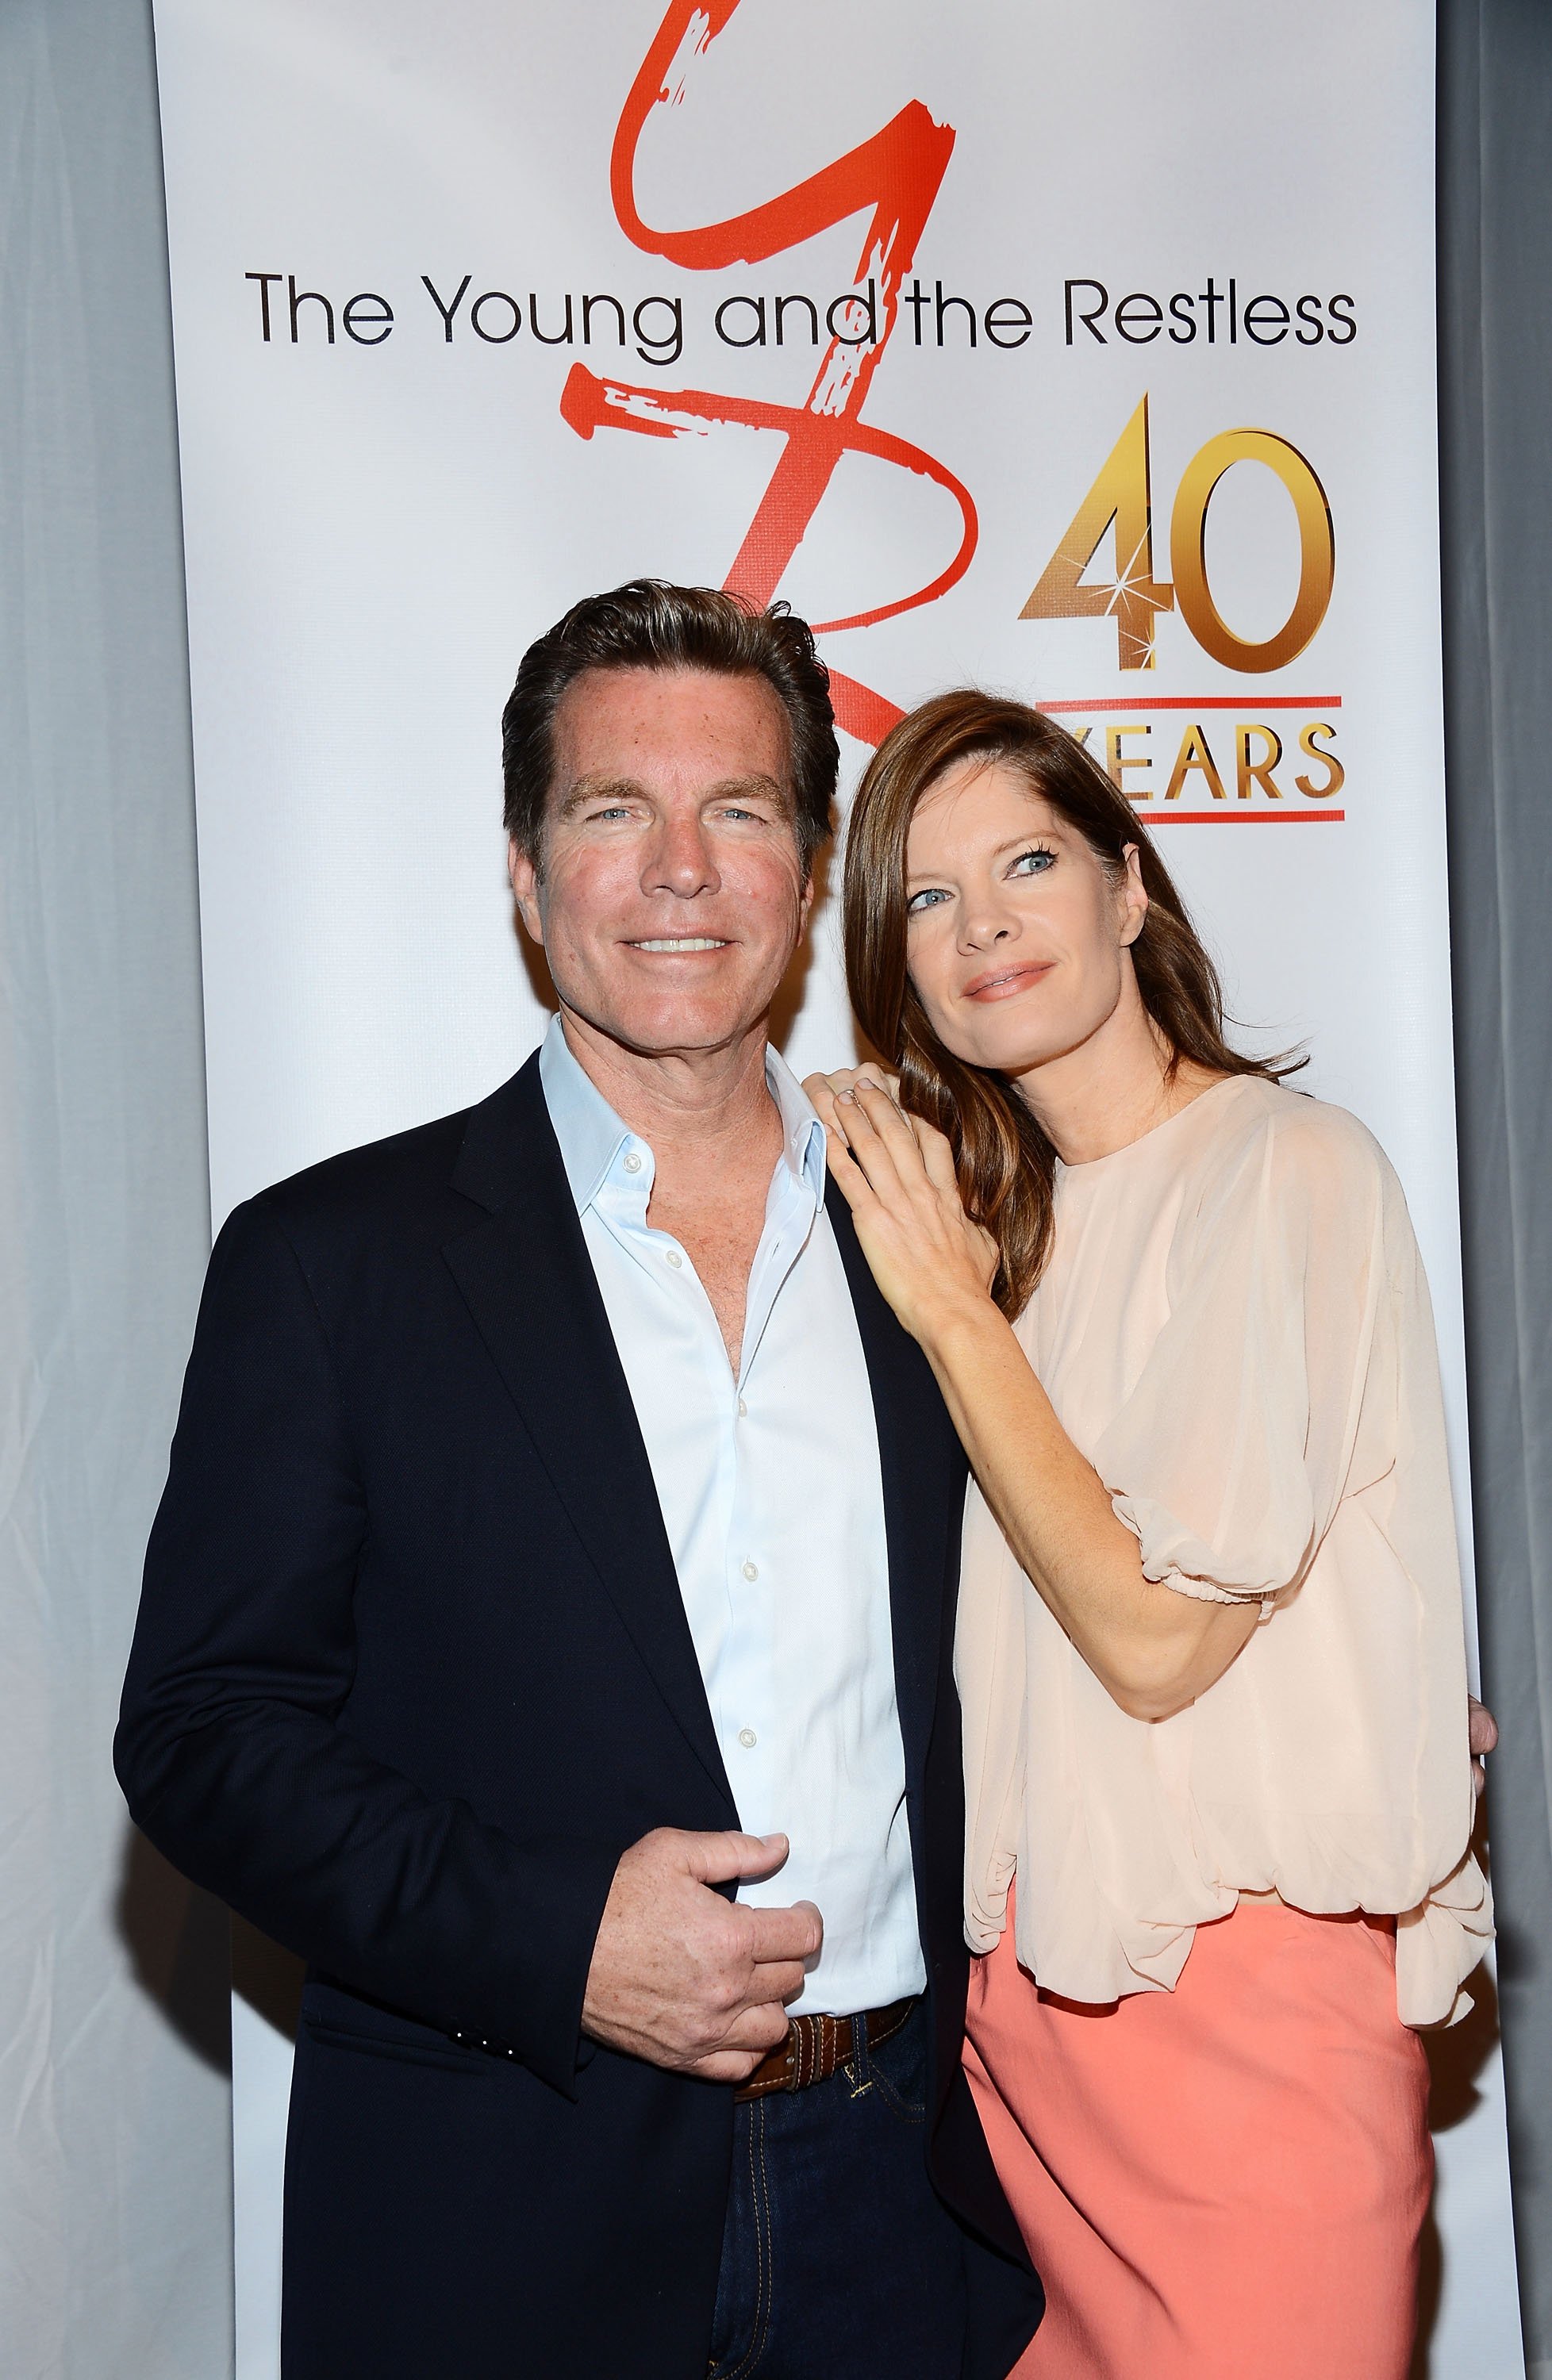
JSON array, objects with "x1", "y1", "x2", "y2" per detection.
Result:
[{"x1": 707, "y1": 1997, "x2": 970, "y2": 2378}]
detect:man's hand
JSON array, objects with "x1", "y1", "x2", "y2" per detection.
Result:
[
  {"x1": 1469, "y1": 1694, "x2": 1498, "y2": 1798},
  {"x1": 582, "y1": 1829, "x2": 822, "y2": 2081}
]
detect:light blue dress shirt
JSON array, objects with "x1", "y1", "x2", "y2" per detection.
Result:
[{"x1": 539, "y1": 1016, "x2": 925, "y2": 2015}]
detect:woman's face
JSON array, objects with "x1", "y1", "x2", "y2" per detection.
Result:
[{"x1": 902, "y1": 758, "x2": 1147, "y2": 1077}]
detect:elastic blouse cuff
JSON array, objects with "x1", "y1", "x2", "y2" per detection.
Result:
[
  {"x1": 1148, "y1": 1564, "x2": 1245, "y2": 1606},
  {"x1": 1110, "y1": 1491, "x2": 1279, "y2": 1606}
]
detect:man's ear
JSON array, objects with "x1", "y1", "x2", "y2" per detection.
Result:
[{"x1": 509, "y1": 836, "x2": 544, "y2": 946}]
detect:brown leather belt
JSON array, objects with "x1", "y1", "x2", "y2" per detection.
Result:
[{"x1": 734, "y1": 1994, "x2": 919, "y2": 2102}]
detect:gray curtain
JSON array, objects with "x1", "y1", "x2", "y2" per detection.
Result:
[
  {"x1": 0, "y1": 2, "x2": 233, "y2": 2374},
  {"x1": 1439, "y1": 1, "x2": 1552, "y2": 2373},
  {"x1": 0, "y1": 0, "x2": 1547, "y2": 2374}
]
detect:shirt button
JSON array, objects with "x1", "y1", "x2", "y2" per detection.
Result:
[
  {"x1": 738, "y1": 1728, "x2": 758, "y2": 1749},
  {"x1": 742, "y1": 1560, "x2": 759, "y2": 1582},
  {"x1": 737, "y1": 1397, "x2": 747, "y2": 1418},
  {"x1": 623, "y1": 1151, "x2": 642, "y2": 1174},
  {"x1": 665, "y1": 1249, "x2": 682, "y2": 1268}
]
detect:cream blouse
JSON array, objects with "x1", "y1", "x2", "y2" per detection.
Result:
[{"x1": 956, "y1": 1076, "x2": 1491, "y2": 2026}]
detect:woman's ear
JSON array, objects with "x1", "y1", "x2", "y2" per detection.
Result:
[{"x1": 1118, "y1": 843, "x2": 1149, "y2": 950}]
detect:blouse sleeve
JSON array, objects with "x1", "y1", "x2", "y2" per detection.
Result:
[{"x1": 1097, "y1": 1103, "x2": 1393, "y2": 1606}]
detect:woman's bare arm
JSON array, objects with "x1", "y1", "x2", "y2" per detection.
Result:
[{"x1": 809, "y1": 1074, "x2": 1258, "y2": 1721}]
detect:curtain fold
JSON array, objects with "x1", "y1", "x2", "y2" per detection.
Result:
[
  {"x1": 1439, "y1": 1, "x2": 1552, "y2": 2369},
  {"x1": 0, "y1": 2, "x2": 232, "y2": 2373}
]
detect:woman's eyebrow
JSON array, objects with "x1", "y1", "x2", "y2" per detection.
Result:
[
  {"x1": 990, "y1": 826, "x2": 1062, "y2": 854},
  {"x1": 906, "y1": 826, "x2": 1064, "y2": 881}
]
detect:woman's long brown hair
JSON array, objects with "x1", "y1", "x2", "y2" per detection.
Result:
[{"x1": 843, "y1": 690, "x2": 1303, "y2": 1318}]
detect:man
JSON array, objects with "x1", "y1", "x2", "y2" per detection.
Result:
[{"x1": 116, "y1": 581, "x2": 1042, "y2": 2378}]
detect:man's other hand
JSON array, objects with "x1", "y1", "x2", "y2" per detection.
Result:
[
  {"x1": 1469, "y1": 1694, "x2": 1498, "y2": 1798},
  {"x1": 582, "y1": 1829, "x2": 823, "y2": 2080}
]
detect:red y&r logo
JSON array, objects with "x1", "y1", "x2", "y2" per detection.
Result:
[{"x1": 560, "y1": 0, "x2": 971, "y2": 748}]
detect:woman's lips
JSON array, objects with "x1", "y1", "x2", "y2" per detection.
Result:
[{"x1": 962, "y1": 960, "x2": 1055, "y2": 1002}]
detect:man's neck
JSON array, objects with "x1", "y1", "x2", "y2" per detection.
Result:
[{"x1": 557, "y1": 1004, "x2": 782, "y2": 1181}]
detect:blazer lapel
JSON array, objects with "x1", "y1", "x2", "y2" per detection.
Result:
[
  {"x1": 825, "y1": 1181, "x2": 956, "y2": 1795},
  {"x1": 444, "y1": 1057, "x2": 735, "y2": 1817}
]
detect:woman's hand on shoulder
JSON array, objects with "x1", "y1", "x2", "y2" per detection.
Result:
[
  {"x1": 803, "y1": 1068, "x2": 1000, "y2": 1347},
  {"x1": 804, "y1": 1061, "x2": 899, "y2": 1107},
  {"x1": 804, "y1": 1065, "x2": 899, "y2": 1169}
]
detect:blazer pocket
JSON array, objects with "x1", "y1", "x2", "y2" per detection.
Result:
[
  {"x1": 302, "y1": 2017, "x2": 491, "y2": 2074},
  {"x1": 299, "y1": 1979, "x2": 492, "y2": 2075}
]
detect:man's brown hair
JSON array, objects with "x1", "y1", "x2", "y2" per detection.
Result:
[{"x1": 502, "y1": 580, "x2": 838, "y2": 872}]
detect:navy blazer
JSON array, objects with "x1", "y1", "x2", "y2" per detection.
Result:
[{"x1": 117, "y1": 1054, "x2": 1041, "y2": 2378}]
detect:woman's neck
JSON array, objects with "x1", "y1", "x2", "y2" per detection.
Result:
[{"x1": 1011, "y1": 977, "x2": 1224, "y2": 1166}]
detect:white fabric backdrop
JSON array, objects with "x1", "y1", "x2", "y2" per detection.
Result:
[{"x1": 146, "y1": 2, "x2": 1524, "y2": 2370}]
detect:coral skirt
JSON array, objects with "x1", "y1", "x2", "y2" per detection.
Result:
[{"x1": 963, "y1": 1892, "x2": 1431, "y2": 2380}]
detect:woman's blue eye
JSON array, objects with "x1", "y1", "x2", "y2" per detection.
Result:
[
  {"x1": 1009, "y1": 846, "x2": 1055, "y2": 877},
  {"x1": 906, "y1": 887, "x2": 951, "y2": 914}
]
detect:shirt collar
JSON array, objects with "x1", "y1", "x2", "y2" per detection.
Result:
[
  {"x1": 538, "y1": 1012, "x2": 825, "y2": 1215},
  {"x1": 766, "y1": 1042, "x2": 828, "y2": 1204}
]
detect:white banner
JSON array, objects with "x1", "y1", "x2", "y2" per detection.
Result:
[{"x1": 151, "y1": 2, "x2": 1522, "y2": 2369}]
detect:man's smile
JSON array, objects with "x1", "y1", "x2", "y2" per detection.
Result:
[{"x1": 626, "y1": 935, "x2": 732, "y2": 952}]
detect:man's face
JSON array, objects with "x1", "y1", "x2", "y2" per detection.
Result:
[{"x1": 509, "y1": 666, "x2": 812, "y2": 1059}]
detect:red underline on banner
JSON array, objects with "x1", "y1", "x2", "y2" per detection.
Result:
[
  {"x1": 1039, "y1": 697, "x2": 1343, "y2": 714},
  {"x1": 1132, "y1": 809, "x2": 1346, "y2": 824}
]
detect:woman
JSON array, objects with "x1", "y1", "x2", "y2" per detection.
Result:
[{"x1": 806, "y1": 691, "x2": 1492, "y2": 2380}]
